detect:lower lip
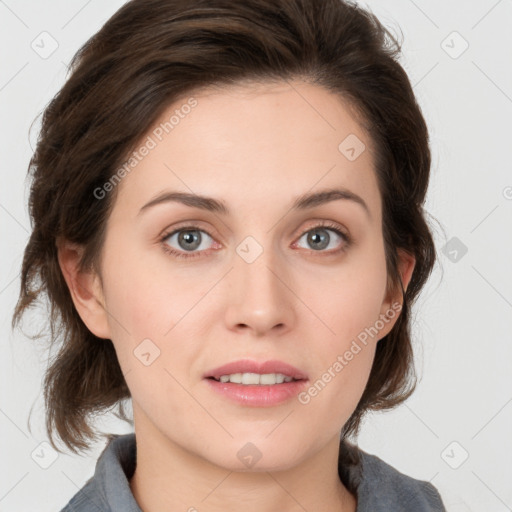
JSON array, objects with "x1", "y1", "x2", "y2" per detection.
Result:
[{"x1": 205, "y1": 378, "x2": 308, "y2": 407}]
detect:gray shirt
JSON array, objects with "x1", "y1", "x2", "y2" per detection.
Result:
[{"x1": 60, "y1": 433, "x2": 446, "y2": 511}]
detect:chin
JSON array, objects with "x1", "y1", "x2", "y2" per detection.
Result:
[{"x1": 200, "y1": 437, "x2": 310, "y2": 473}]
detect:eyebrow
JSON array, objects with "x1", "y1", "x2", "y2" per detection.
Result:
[{"x1": 138, "y1": 187, "x2": 370, "y2": 218}]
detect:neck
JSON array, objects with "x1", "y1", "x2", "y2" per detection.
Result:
[{"x1": 129, "y1": 415, "x2": 357, "y2": 512}]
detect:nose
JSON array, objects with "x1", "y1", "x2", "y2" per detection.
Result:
[{"x1": 223, "y1": 243, "x2": 296, "y2": 337}]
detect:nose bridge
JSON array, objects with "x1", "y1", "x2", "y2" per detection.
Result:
[{"x1": 224, "y1": 234, "x2": 295, "y2": 334}]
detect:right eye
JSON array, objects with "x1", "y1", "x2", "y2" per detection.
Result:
[{"x1": 160, "y1": 226, "x2": 218, "y2": 259}]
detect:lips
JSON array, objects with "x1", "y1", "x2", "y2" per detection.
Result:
[
  {"x1": 203, "y1": 359, "x2": 309, "y2": 407},
  {"x1": 204, "y1": 359, "x2": 308, "y2": 381}
]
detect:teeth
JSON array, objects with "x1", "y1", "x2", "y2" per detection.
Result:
[
  {"x1": 215, "y1": 372, "x2": 296, "y2": 385},
  {"x1": 242, "y1": 372, "x2": 260, "y2": 385}
]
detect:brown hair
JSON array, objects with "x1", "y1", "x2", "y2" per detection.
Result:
[{"x1": 12, "y1": 0, "x2": 435, "y2": 456}]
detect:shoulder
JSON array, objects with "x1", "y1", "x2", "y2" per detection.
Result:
[
  {"x1": 59, "y1": 433, "x2": 140, "y2": 512},
  {"x1": 59, "y1": 477, "x2": 107, "y2": 511},
  {"x1": 340, "y1": 442, "x2": 446, "y2": 512},
  {"x1": 357, "y1": 449, "x2": 446, "y2": 511}
]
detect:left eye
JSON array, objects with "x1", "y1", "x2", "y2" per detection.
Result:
[{"x1": 294, "y1": 227, "x2": 347, "y2": 252}]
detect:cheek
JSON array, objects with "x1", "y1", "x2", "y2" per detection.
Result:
[
  {"x1": 99, "y1": 255, "x2": 201, "y2": 427},
  {"x1": 100, "y1": 240, "x2": 197, "y2": 339},
  {"x1": 296, "y1": 289, "x2": 381, "y2": 433}
]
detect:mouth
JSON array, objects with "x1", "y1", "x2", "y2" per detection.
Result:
[{"x1": 203, "y1": 359, "x2": 308, "y2": 406}]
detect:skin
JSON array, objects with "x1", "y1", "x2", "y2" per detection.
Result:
[{"x1": 58, "y1": 80, "x2": 415, "y2": 512}]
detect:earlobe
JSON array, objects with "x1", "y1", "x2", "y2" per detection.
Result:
[{"x1": 57, "y1": 239, "x2": 111, "y2": 339}]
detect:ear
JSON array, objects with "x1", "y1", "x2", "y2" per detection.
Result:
[
  {"x1": 377, "y1": 248, "x2": 416, "y2": 339},
  {"x1": 57, "y1": 239, "x2": 111, "y2": 339}
]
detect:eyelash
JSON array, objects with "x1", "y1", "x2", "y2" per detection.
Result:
[{"x1": 159, "y1": 221, "x2": 352, "y2": 260}]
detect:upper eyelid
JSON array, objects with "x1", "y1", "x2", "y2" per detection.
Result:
[{"x1": 162, "y1": 221, "x2": 346, "y2": 236}]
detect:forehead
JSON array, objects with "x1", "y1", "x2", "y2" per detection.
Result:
[{"x1": 111, "y1": 80, "x2": 381, "y2": 222}]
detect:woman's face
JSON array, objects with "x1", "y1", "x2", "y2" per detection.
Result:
[{"x1": 84, "y1": 80, "x2": 407, "y2": 471}]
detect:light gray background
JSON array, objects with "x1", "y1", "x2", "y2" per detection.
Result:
[{"x1": 1, "y1": 1, "x2": 511, "y2": 511}]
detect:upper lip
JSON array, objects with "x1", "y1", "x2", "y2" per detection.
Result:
[{"x1": 204, "y1": 359, "x2": 308, "y2": 380}]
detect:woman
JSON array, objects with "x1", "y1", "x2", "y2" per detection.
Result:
[{"x1": 12, "y1": 0, "x2": 445, "y2": 510}]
